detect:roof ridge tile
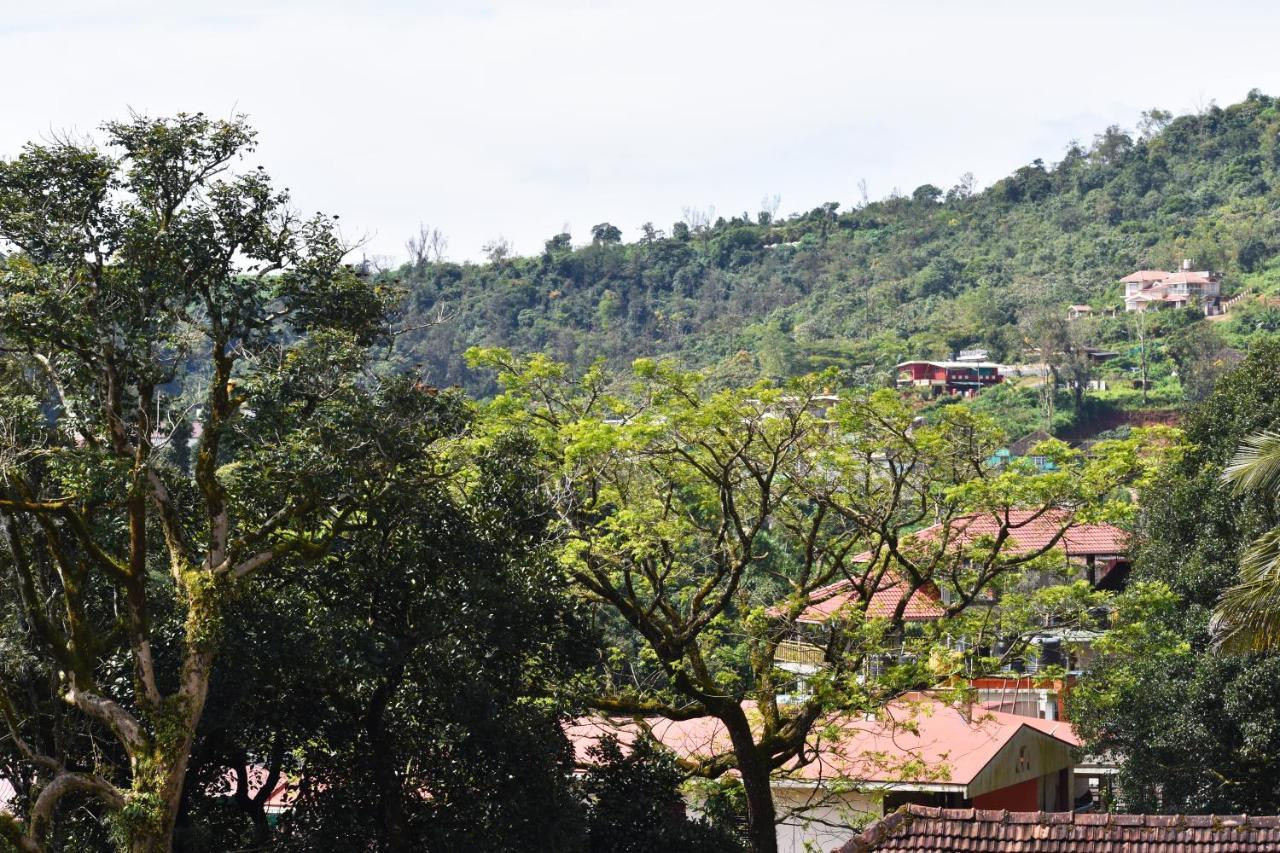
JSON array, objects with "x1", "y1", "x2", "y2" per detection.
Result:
[{"x1": 838, "y1": 808, "x2": 1280, "y2": 851}]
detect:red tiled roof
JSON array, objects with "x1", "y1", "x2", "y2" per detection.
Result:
[
  {"x1": 797, "y1": 574, "x2": 944, "y2": 624},
  {"x1": 1120, "y1": 269, "x2": 1171, "y2": 284},
  {"x1": 1162, "y1": 270, "x2": 1216, "y2": 286},
  {"x1": 872, "y1": 510, "x2": 1129, "y2": 560},
  {"x1": 567, "y1": 694, "x2": 1078, "y2": 790},
  {"x1": 838, "y1": 805, "x2": 1280, "y2": 852},
  {"x1": 791, "y1": 512, "x2": 1127, "y2": 626}
]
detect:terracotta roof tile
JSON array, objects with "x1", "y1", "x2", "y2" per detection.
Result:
[
  {"x1": 837, "y1": 804, "x2": 1280, "y2": 851},
  {"x1": 850, "y1": 511, "x2": 1129, "y2": 562},
  {"x1": 1120, "y1": 269, "x2": 1171, "y2": 283}
]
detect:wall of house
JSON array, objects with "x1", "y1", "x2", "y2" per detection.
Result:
[
  {"x1": 965, "y1": 725, "x2": 1074, "y2": 800},
  {"x1": 771, "y1": 786, "x2": 881, "y2": 853},
  {"x1": 972, "y1": 777, "x2": 1038, "y2": 810}
]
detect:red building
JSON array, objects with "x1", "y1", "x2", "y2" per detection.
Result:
[{"x1": 897, "y1": 360, "x2": 1003, "y2": 396}]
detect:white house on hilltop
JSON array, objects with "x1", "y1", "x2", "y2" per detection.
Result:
[{"x1": 1122, "y1": 260, "x2": 1221, "y2": 314}]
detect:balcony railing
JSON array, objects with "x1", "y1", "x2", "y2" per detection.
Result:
[{"x1": 774, "y1": 639, "x2": 826, "y2": 665}]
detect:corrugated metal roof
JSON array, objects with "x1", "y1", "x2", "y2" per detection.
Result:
[{"x1": 567, "y1": 693, "x2": 1079, "y2": 790}]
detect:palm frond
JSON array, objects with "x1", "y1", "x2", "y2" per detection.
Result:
[
  {"x1": 1222, "y1": 430, "x2": 1280, "y2": 495},
  {"x1": 1213, "y1": 525, "x2": 1280, "y2": 652}
]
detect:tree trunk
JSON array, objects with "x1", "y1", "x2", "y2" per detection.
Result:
[
  {"x1": 128, "y1": 743, "x2": 197, "y2": 853},
  {"x1": 125, "y1": 650, "x2": 214, "y2": 853},
  {"x1": 722, "y1": 714, "x2": 778, "y2": 853},
  {"x1": 367, "y1": 655, "x2": 410, "y2": 853}
]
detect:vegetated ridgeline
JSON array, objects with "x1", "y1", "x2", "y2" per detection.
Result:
[{"x1": 389, "y1": 90, "x2": 1280, "y2": 398}]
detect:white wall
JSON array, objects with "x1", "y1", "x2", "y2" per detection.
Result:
[{"x1": 771, "y1": 786, "x2": 882, "y2": 853}]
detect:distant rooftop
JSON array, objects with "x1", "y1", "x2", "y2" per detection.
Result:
[
  {"x1": 793, "y1": 572, "x2": 944, "y2": 624},
  {"x1": 896, "y1": 360, "x2": 1002, "y2": 369},
  {"x1": 1119, "y1": 269, "x2": 1171, "y2": 284}
]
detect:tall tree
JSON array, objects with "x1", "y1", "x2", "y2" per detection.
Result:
[
  {"x1": 269, "y1": 431, "x2": 587, "y2": 853},
  {"x1": 469, "y1": 350, "x2": 1157, "y2": 853},
  {"x1": 0, "y1": 113, "x2": 406, "y2": 852}
]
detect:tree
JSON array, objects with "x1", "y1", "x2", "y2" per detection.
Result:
[
  {"x1": 266, "y1": 431, "x2": 586, "y2": 853},
  {"x1": 681, "y1": 206, "x2": 714, "y2": 237},
  {"x1": 580, "y1": 736, "x2": 742, "y2": 853},
  {"x1": 1020, "y1": 310, "x2": 1072, "y2": 429},
  {"x1": 482, "y1": 236, "x2": 513, "y2": 265},
  {"x1": 591, "y1": 223, "x2": 623, "y2": 245},
  {"x1": 1129, "y1": 308, "x2": 1152, "y2": 405},
  {"x1": 1167, "y1": 322, "x2": 1236, "y2": 403},
  {"x1": 405, "y1": 222, "x2": 448, "y2": 268},
  {"x1": 757, "y1": 194, "x2": 780, "y2": 226},
  {"x1": 545, "y1": 232, "x2": 573, "y2": 254},
  {"x1": 1019, "y1": 304, "x2": 1100, "y2": 420},
  {"x1": 1137, "y1": 108, "x2": 1173, "y2": 141},
  {"x1": 1212, "y1": 428, "x2": 1280, "y2": 650},
  {"x1": 1070, "y1": 340, "x2": 1280, "y2": 812},
  {"x1": 945, "y1": 173, "x2": 975, "y2": 203},
  {"x1": 467, "y1": 350, "x2": 1156, "y2": 853},
  {"x1": 911, "y1": 184, "x2": 942, "y2": 205},
  {"x1": 0, "y1": 113, "x2": 407, "y2": 852}
]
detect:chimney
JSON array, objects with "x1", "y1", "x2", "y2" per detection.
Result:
[{"x1": 1182, "y1": 258, "x2": 1193, "y2": 271}]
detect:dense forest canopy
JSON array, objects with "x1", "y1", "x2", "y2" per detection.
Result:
[{"x1": 390, "y1": 90, "x2": 1280, "y2": 397}]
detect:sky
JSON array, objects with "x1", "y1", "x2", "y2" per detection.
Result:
[{"x1": 2, "y1": 0, "x2": 1280, "y2": 262}]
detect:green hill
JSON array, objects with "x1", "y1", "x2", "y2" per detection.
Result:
[{"x1": 390, "y1": 90, "x2": 1280, "y2": 398}]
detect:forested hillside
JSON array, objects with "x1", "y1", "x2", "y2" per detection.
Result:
[{"x1": 393, "y1": 91, "x2": 1280, "y2": 397}]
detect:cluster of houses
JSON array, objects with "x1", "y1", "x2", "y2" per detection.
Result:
[
  {"x1": 563, "y1": 419, "x2": 1210, "y2": 852},
  {"x1": 894, "y1": 262, "x2": 1226, "y2": 401},
  {"x1": 567, "y1": 466, "x2": 1280, "y2": 851},
  {"x1": 894, "y1": 349, "x2": 1116, "y2": 398}
]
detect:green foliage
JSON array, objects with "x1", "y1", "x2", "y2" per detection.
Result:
[
  {"x1": 0, "y1": 112, "x2": 532, "y2": 853},
  {"x1": 1069, "y1": 338, "x2": 1280, "y2": 812},
  {"x1": 580, "y1": 737, "x2": 743, "y2": 853},
  {"x1": 470, "y1": 350, "x2": 1162, "y2": 852}
]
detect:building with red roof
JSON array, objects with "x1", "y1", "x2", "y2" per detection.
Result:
[
  {"x1": 567, "y1": 692, "x2": 1084, "y2": 853},
  {"x1": 1122, "y1": 260, "x2": 1222, "y2": 314},
  {"x1": 772, "y1": 511, "x2": 1129, "y2": 717},
  {"x1": 896, "y1": 361, "x2": 1004, "y2": 397},
  {"x1": 786, "y1": 510, "x2": 1129, "y2": 630}
]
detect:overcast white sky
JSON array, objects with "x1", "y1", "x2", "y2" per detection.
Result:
[{"x1": 3, "y1": 0, "x2": 1279, "y2": 262}]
